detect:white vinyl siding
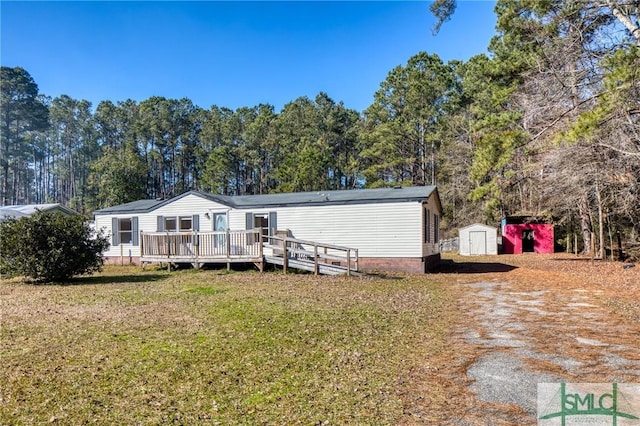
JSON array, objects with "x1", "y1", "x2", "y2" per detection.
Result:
[
  {"x1": 96, "y1": 191, "x2": 442, "y2": 260},
  {"x1": 96, "y1": 194, "x2": 228, "y2": 257},
  {"x1": 229, "y1": 202, "x2": 424, "y2": 258}
]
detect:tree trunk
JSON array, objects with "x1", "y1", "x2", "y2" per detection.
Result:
[
  {"x1": 595, "y1": 178, "x2": 605, "y2": 259},
  {"x1": 579, "y1": 197, "x2": 592, "y2": 254}
]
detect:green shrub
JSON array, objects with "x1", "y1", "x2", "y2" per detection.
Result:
[{"x1": 0, "y1": 211, "x2": 110, "y2": 283}]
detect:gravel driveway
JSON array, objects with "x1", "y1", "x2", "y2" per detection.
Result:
[{"x1": 424, "y1": 254, "x2": 640, "y2": 425}]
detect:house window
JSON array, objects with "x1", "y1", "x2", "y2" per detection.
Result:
[
  {"x1": 424, "y1": 208, "x2": 431, "y2": 243},
  {"x1": 179, "y1": 216, "x2": 192, "y2": 231},
  {"x1": 434, "y1": 215, "x2": 439, "y2": 243},
  {"x1": 163, "y1": 216, "x2": 192, "y2": 232},
  {"x1": 119, "y1": 218, "x2": 132, "y2": 244},
  {"x1": 164, "y1": 217, "x2": 177, "y2": 232},
  {"x1": 254, "y1": 215, "x2": 269, "y2": 239},
  {"x1": 246, "y1": 212, "x2": 277, "y2": 244},
  {"x1": 112, "y1": 216, "x2": 138, "y2": 246}
]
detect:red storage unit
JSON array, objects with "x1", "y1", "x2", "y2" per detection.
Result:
[{"x1": 502, "y1": 217, "x2": 554, "y2": 254}]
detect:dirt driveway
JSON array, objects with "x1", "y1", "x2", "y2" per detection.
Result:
[{"x1": 408, "y1": 253, "x2": 640, "y2": 425}]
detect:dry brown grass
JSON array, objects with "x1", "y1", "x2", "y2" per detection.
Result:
[
  {"x1": 402, "y1": 253, "x2": 640, "y2": 425},
  {"x1": 2, "y1": 255, "x2": 638, "y2": 425},
  {"x1": 0, "y1": 266, "x2": 454, "y2": 425}
]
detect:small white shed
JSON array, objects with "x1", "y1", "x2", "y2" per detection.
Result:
[{"x1": 459, "y1": 223, "x2": 498, "y2": 256}]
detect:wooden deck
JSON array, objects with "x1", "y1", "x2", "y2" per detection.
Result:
[{"x1": 139, "y1": 229, "x2": 359, "y2": 275}]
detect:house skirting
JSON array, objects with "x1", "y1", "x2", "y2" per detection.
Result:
[
  {"x1": 102, "y1": 254, "x2": 442, "y2": 274},
  {"x1": 358, "y1": 254, "x2": 441, "y2": 274},
  {"x1": 104, "y1": 255, "x2": 141, "y2": 266}
]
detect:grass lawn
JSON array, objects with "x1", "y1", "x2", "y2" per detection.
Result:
[{"x1": 0, "y1": 266, "x2": 454, "y2": 425}]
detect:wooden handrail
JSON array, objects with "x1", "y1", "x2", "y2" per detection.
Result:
[
  {"x1": 139, "y1": 229, "x2": 358, "y2": 274},
  {"x1": 263, "y1": 233, "x2": 359, "y2": 274},
  {"x1": 140, "y1": 229, "x2": 263, "y2": 259},
  {"x1": 266, "y1": 234, "x2": 357, "y2": 253}
]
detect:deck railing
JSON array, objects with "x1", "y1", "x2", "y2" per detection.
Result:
[
  {"x1": 139, "y1": 229, "x2": 359, "y2": 275},
  {"x1": 264, "y1": 234, "x2": 359, "y2": 275},
  {"x1": 140, "y1": 229, "x2": 264, "y2": 263}
]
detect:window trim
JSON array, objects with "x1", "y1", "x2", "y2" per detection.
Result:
[
  {"x1": 162, "y1": 215, "x2": 194, "y2": 232},
  {"x1": 424, "y1": 207, "x2": 431, "y2": 243},
  {"x1": 112, "y1": 216, "x2": 138, "y2": 246}
]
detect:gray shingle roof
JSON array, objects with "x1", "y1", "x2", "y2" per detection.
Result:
[
  {"x1": 94, "y1": 186, "x2": 438, "y2": 215},
  {"x1": 228, "y1": 186, "x2": 436, "y2": 208},
  {"x1": 93, "y1": 199, "x2": 167, "y2": 215}
]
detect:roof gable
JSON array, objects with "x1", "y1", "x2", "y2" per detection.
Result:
[{"x1": 460, "y1": 223, "x2": 497, "y2": 232}]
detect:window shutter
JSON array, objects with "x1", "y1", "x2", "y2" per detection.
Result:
[
  {"x1": 269, "y1": 211, "x2": 277, "y2": 235},
  {"x1": 192, "y1": 214, "x2": 199, "y2": 231},
  {"x1": 157, "y1": 216, "x2": 164, "y2": 232},
  {"x1": 245, "y1": 212, "x2": 253, "y2": 230},
  {"x1": 132, "y1": 217, "x2": 139, "y2": 246},
  {"x1": 112, "y1": 218, "x2": 119, "y2": 246}
]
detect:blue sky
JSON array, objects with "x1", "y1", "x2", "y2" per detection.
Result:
[{"x1": 1, "y1": 1, "x2": 498, "y2": 113}]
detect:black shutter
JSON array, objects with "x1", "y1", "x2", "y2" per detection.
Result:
[
  {"x1": 157, "y1": 216, "x2": 164, "y2": 232},
  {"x1": 112, "y1": 218, "x2": 119, "y2": 246},
  {"x1": 192, "y1": 214, "x2": 199, "y2": 231},
  {"x1": 245, "y1": 212, "x2": 253, "y2": 230},
  {"x1": 132, "y1": 217, "x2": 139, "y2": 246}
]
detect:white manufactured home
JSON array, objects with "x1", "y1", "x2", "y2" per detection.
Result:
[
  {"x1": 93, "y1": 186, "x2": 442, "y2": 274},
  {"x1": 459, "y1": 223, "x2": 498, "y2": 256}
]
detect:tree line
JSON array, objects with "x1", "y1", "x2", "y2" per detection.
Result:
[{"x1": 1, "y1": 0, "x2": 639, "y2": 256}]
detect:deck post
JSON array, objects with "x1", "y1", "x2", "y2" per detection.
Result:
[
  {"x1": 355, "y1": 248, "x2": 359, "y2": 272},
  {"x1": 282, "y1": 236, "x2": 288, "y2": 274},
  {"x1": 193, "y1": 231, "x2": 200, "y2": 269},
  {"x1": 259, "y1": 231, "x2": 264, "y2": 272},
  {"x1": 347, "y1": 249, "x2": 351, "y2": 276},
  {"x1": 139, "y1": 231, "x2": 144, "y2": 268},
  {"x1": 314, "y1": 245, "x2": 319, "y2": 275},
  {"x1": 166, "y1": 232, "x2": 171, "y2": 272}
]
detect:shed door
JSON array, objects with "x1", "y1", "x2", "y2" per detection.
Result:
[{"x1": 469, "y1": 231, "x2": 487, "y2": 255}]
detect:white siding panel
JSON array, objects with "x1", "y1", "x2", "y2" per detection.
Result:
[
  {"x1": 230, "y1": 201, "x2": 423, "y2": 257},
  {"x1": 151, "y1": 195, "x2": 229, "y2": 233},
  {"x1": 95, "y1": 213, "x2": 141, "y2": 257},
  {"x1": 96, "y1": 194, "x2": 230, "y2": 257}
]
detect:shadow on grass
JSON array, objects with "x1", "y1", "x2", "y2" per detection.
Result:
[
  {"x1": 65, "y1": 274, "x2": 169, "y2": 285},
  {"x1": 551, "y1": 257, "x2": 599, "y2": 262},
  {"x1": 436, "y1": 259, "x2": 518, "y2": 274}
]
